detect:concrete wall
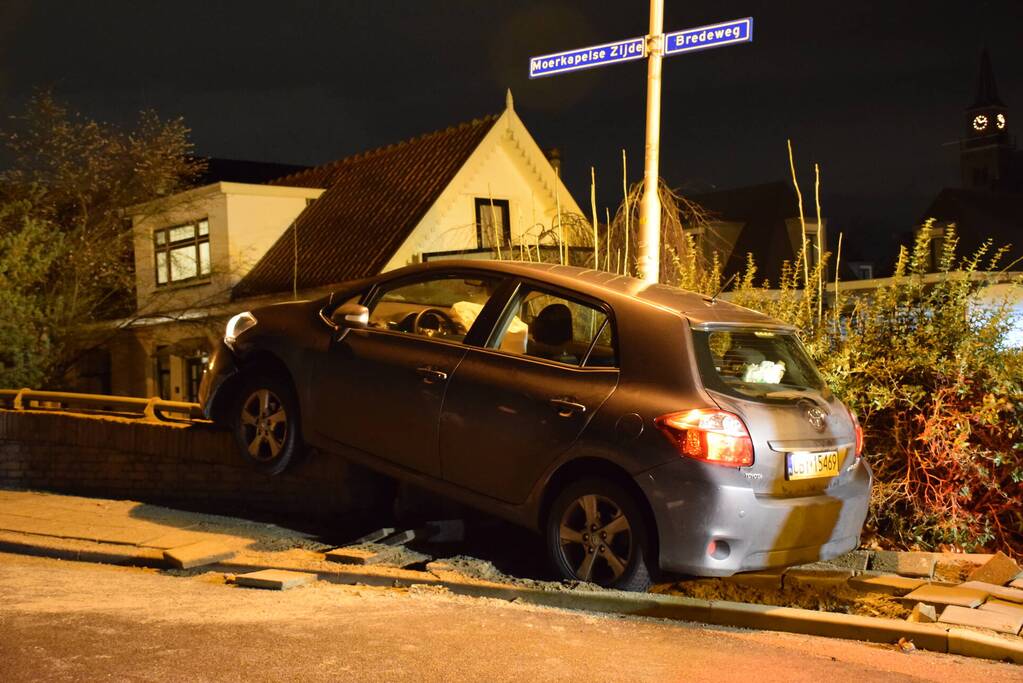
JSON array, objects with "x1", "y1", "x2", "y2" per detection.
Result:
[{"x1": 0, "y1": 411, "x2": 393, "y2": 527}]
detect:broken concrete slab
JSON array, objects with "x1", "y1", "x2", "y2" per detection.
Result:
[
  {"x1": 908, "y1": 603, "x2": 937, "y2": 623},
  {"x1": 902, "y1": 584, "x2": 988, "y2": 608},
  {"x1": 967, "y1": 551, "x2": 1021, "y2": 586},
  {"x1": 847, "y1": 573, "x2": 927, "y2": 596},
  {"x1": 784, "y1": 568, "x2": 855, "y2": 590},
  {"x1": 958, "y1": 581, "x2": 1023, "y2": 604},
  {"x1": 163, "y1": 540, "x2": 236, "y2": 569},
  {"x1": 350, "y1": 527, "x2": 396, "y2": 545},
  {"x1": 325, "y1": 544, "x2": 401, "y2": 566},
  {"x1": 938, "y1": 604, "x2": 1023, "y2": 635},
  {"x1": 234, "y1": 569, "x2": 315, "y2": 590}
]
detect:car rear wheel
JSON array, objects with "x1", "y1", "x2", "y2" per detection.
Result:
[
  {"x1": 232, "y1": 373, "x2": 302, "y2": 475},
  {"x1": 546, "y1": 478, "x2": 652, "y2": 591}
]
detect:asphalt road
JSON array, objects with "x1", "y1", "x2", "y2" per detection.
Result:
[{"x1": 1, "y1": 552, "x2": 1019, "y2": 682}]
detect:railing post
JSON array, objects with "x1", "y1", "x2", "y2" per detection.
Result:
[{"x1": 13, "y1": 388, "x2": 30, "y2": 411}]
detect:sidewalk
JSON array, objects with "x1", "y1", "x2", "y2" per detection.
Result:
[{"x1": 1, "y1": 488, "x2": 1021, "y2": 665}]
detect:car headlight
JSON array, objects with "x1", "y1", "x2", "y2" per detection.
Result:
[{"x1": 225, "y1": 311, "x2": 257, "y2": 348}]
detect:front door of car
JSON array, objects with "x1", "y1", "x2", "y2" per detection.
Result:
[
  {"x1": 309, "y1": 272, "x2": 507, "y2": 477},
  {"x1": 440, "y1": 284, "x2": 620, "y2": 503}
]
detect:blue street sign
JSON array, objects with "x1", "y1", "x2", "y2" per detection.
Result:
[
  {"x1": 529, "y1": 36, "x2": 645, "y2": 79},
  {"x1": 664, "y1": 17, "x2": 752, "y2": 56}
]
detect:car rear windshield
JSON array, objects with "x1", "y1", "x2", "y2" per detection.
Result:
[{"x1": 691, "y1": 327, "x2": 828, "y2": 402}]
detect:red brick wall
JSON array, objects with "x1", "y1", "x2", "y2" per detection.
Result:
[{"x1": 0, "y1": 410, "x2": 393, "y2": 526}]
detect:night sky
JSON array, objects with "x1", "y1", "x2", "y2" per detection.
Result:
[{"x1": 1, "y1": 0, "x2": 1020, "y2": 263}]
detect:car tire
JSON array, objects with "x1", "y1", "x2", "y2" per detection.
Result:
[
  {"x1": 545, "y1": 477, "x2": 652, "y2": 591},
  {"x1": 231, "y1": 372, "x2": 303, "y2": 476}
]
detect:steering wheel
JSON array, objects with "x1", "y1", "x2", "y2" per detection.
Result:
[{"x1": 413, "y1": 307, "x2": 458, "y2": 338}]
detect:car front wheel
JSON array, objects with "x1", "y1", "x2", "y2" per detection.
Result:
[
  {"x1": 546, "y1": 478, "x2": 652, "y2": 591},
  {"x1": 232, "y1": 373, "x2": 303, "y2": 475}
]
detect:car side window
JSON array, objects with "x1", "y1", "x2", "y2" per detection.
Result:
[
  {"x1": 367, "y1": 273, "x2": 503, "y2": 342},
  {"x1": 490, "y1": 287, "x2": 617, "y2": 368}
]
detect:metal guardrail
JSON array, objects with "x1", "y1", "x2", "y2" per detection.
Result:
[{"x1": 0, "y1": 388, "x2": 205, "y2": 423}]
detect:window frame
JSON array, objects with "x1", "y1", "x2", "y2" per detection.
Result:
[
  {"x1": 474, "y1": 198, "x2": 511, "y2": 249},
  {"x1": 484, "y1": 279, "x2": 620, "y2": 370},
  {"x1": 153, "y1": 218, "x2": 211, "y2": 287}
]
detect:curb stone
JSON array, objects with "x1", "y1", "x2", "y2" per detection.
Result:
[{"x1": 4, "y1": 530, "x2": 1022, "y2": 665}]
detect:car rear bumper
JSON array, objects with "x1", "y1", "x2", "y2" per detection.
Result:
[{"x1": 636, "y1": 458, "x2": 872, "y2": 576}]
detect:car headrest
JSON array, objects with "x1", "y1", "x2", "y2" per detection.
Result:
[{"x1": 532, "y1": 303, "x2": 573, "y2": 347}]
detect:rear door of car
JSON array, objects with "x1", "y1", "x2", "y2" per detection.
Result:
[
  {"x1": 439, "y1": 280, "x2": 619, "y2": 504},
  {"x1": 308, "y1": 270, "x2": 508, "y2": 478}
]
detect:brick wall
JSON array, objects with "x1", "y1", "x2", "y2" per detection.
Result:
[{"x1": 0, "y1": 410, "x2": 393, "y2": 527}]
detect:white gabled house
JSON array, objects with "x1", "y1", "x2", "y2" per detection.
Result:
[{"x1": 108, "y1": 92, "x2": 584, "y2": 400}]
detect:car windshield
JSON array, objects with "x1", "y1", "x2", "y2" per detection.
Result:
[{"x1": 691, "y1": 327, "x2": 828, "y2": 402}]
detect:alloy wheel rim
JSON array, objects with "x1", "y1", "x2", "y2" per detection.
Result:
[
  {"x1": 240, "y1": 389, "x2": 288, "y2": 462},
  {"x1": 558, "y1": 494, "x2": 632, "y2": 584}
]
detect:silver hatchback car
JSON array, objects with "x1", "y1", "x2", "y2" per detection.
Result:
[{"x1": 201, "y1": 261, "x2": 871, "y2": 591}]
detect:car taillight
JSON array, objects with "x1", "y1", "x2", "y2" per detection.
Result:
[
  {"x1": 846, "y1": 406, "x2": 864, "y2": 459},
  {"x1": 655, "y1": 409, "x2": 754, "y2": 467}
]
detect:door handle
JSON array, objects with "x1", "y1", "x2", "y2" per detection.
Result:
[
  {"x1": 549, "y1": 398, "x2": 587, "y2": 417},
  {"x1": 416, "y1": 366, "x2": 448, "y2": 384}
]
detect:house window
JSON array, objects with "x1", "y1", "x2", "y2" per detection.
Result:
[
  {"x1": 475, "y1": 198, "x2": 511, "y2": 249},
  {"x1": 154, "y1": 219, "x2": 211, "y2": 286}
]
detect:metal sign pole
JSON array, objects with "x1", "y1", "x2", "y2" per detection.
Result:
[{"x1": 637, "y1": 0, "x2": 664, "y2": 285}]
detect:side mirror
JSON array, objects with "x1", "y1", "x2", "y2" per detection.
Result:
[{"x1": 331, "y1": 303, "x2": 369, "y2": 330}]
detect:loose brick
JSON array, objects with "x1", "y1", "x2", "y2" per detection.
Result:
[
  {"x1": 234, "y1": 569, "x2": 315, "y2": 590},
  {"x1": 903, "y1": 584, "x2": 989, "y2": 608},
  {"x1": 163, "y1": 540, "x2": 236, "y2": 569},
  {"x1": 847, "y1": 573, "x2": 927, "y2": 596},
  {"x1": 959, "y1": 581, "x2": 1023, "y2": 604},
  {"x1": 938, "y1": 604, "x2": 1023, "y2": 635},
  {"x1": 967, "y1": 551, "x2": 1021, "y2": 586}
]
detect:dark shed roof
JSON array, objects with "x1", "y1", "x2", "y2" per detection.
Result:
[{"x1": 233, "y1": 115, "x2": 499, "y2": 299}]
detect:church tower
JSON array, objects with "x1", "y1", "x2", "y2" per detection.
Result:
[{"x1": 961, "y1": 48, "x2": 1014, "y2": 190}]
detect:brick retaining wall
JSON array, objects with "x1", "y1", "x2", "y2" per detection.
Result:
[{"x1": 0, "y1": 410, "x2": 392, "y2": 528}]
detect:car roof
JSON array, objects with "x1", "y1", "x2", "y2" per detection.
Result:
[{"x1": 378, "y1": 259, "x2": 793, "y2": 329}]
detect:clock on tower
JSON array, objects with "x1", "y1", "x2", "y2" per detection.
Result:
[{"x1": 961, "y1": 48, "x2": 1011, "y2": 190}]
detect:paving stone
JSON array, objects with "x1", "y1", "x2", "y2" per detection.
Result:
[
  {"x1": 784, "y1": 568, "x2": 854, "y2": 589},
  {"x1": 163, "y1": 540, "x2": 236, "y2": 569},
  {"x1": 139, "y1": 530, "x2": 206, "y2": 549},
  {"x1": 723, "y1": 569, "x2": 785, "y2": 590},
  {"x1": 847, "y1": 573, "x2": 927, "y2": 596},
  {"x1": 234, "y1": 569, "x2": 314, "y2": 590},
  {"x1": 959, "y1": 581, "x2": 1023, "y2": 604},
  {"x1": 967, "y1": 551, "x2": 1021, "y2": 586},
  {"x1": 325, "y1": 545, "x2": 400, "y2": 566},
  {"x1": 938, "y1": 604, "x2": 1023, "y2": 635},
  {"x1": 908, "y1": 603, "x2": 937, "y2": 623},
  {"x1": 903, "y1": 584, "x2": 988, "y2": 608},
  {"x1": 871, "y1": 551, "x2": 936, "y2": 578},
  {"x1": 351, "y1": 527, "x2": 396, "y2": 544},
  {"x1": 979, "y1": 599, "x2": 1023, "y2": 621},
  {"x1": 1011, "y1": 577, "x2": 1023, "y2": 590}
]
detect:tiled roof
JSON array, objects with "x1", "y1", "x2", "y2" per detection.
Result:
[{"x1": 233, "y1": 115, "x2": 500, "y2": 299}]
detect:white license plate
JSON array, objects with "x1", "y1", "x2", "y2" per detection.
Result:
[{"x1": 786, "y1": 450, "x2": 841, "y2": 480}]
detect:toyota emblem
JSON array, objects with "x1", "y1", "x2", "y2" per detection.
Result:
[{"x1": 804, "y1": 406, "x2": 827, "y2": 432}]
